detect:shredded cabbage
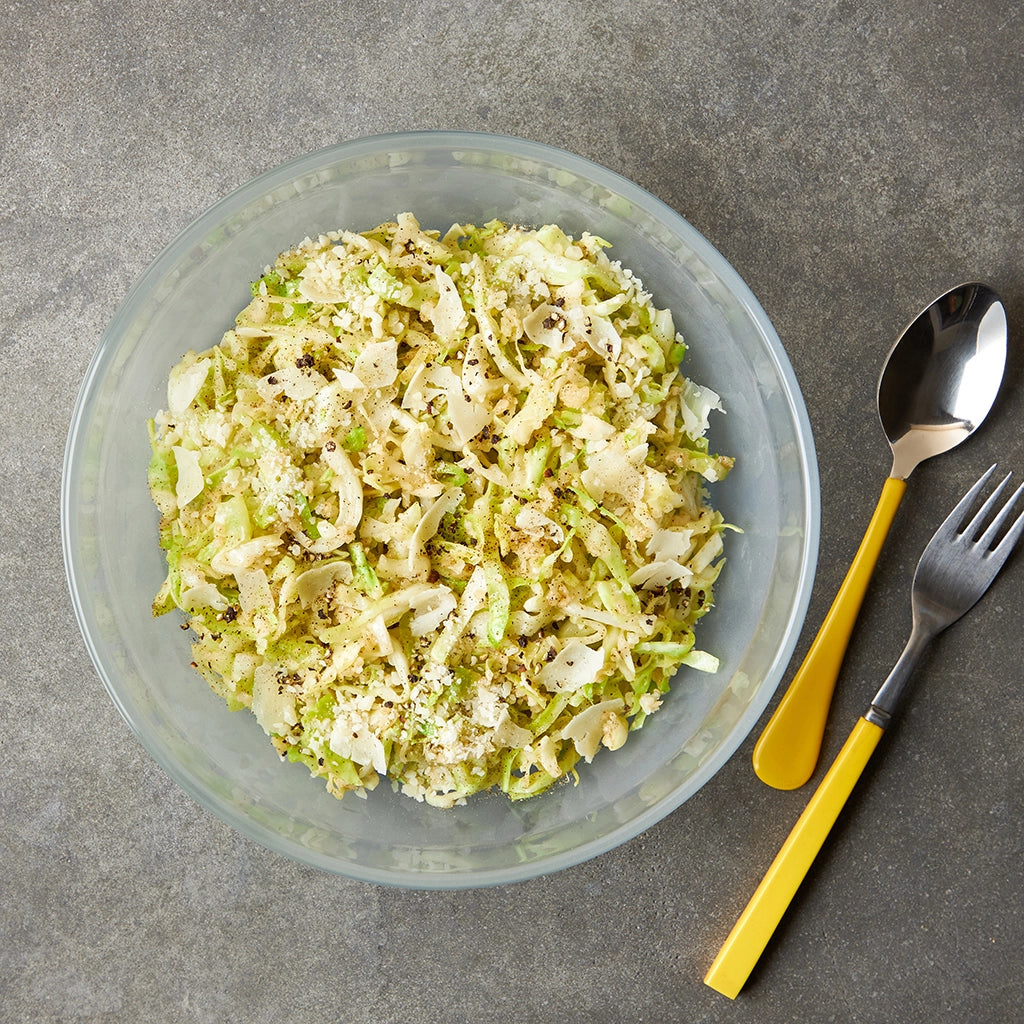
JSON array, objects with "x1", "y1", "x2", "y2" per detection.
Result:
[{"x1": 148, "y1": 214, "x2": 734, "y2": 807}]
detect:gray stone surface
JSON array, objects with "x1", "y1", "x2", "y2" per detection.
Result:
[{"x1": 3, "y1": 1, "x2": 1023, "y2": 1021}]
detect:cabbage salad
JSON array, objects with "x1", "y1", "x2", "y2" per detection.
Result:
[{"x1": 148, "y1": 213, "x2": 733, "y2": 807}]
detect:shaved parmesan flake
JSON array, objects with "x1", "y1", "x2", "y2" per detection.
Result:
[
  {"x1": 537, "y1": 640, "x2": 606, "y2": 693},
  {"x1": 235, "y1": 566, "x2": 274, "y2": 617},
  {"x1": 560, "y1": 698, "x2": 625, "y2": 761},
  {"x1": 445, "y1": 371, "x2": 491, "y2": 446},
  {"x1": 172, "y1": 445, "x2": 204, "y2": 507},
  {"x1": 252, "y1": 664, "x2": 298, "y2": 735},
  {"x1": 167, "y1": 357, "x2": 210, "y2": 415},
  {"x1": 179, "y1": 583, "x2": 229, "y2": 612},
  {"x1": 293, "y1": 562, "x2": 354, "y2": 608},
  {"x1": 258, "y1": 364, "x2": 327, "y2": 402},
  {"x1": 427, "y1": 265, "x2": 467, "y2": 341},
  {"x1": 329, "y1": 714, "x2": 387, "y2": 775},
  {"x1": 352, "y1": 339, "x2": 398, "y2": 390}
]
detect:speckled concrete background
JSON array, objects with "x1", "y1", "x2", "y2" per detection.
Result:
[{"x1": 3, "y1": 2, "x2": 1023, "y2": 1021}]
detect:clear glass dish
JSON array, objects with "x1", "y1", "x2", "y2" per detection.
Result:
[{"x1": 62, "y1": 131, "x2": 819, "y2": 888}]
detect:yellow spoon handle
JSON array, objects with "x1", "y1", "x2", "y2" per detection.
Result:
[
  {"x1": 704, "y1": 716, "x2": 885, "y2": 999},
  {"x1": 751, "y1": 476, "x2": 906, "y2": 790}
]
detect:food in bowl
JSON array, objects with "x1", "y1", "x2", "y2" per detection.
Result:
[{"x1": 147, "y1": 212, "x2": 734, "y2": 808}]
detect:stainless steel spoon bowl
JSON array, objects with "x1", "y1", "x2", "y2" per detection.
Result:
[
  {"x1": 880, "y1": 284, "x2": 1007, "y2": 478},
  {"x1": 752, "y1": 283, "x2": 1007, "y2": 790}
]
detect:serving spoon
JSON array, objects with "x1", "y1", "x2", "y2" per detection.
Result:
[{"x1": 751, "y1": 282, "x2": 1007, "y2": 790}]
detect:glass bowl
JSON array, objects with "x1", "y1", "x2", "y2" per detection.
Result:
[{"x1": 62, "y1": 131, "x2": 819, "y2": 888}]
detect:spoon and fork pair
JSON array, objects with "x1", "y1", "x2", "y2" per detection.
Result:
[{"x1": 705, "y1": 285, "x2": 1018, "y2": 997}]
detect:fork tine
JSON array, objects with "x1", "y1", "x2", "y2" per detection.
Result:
[
  {"x1": 974, "y1": 475, "x2": 1024, "y2": 548},
  {"x1": 987, "y1": 481, "x2": 1024, "y2": 565},
  {"x1": 930, "y1": 464, "x2": 997, "y2": 543},
  {"x1": 964, "y1": 471, "x2": 1014, "y2": 543}
]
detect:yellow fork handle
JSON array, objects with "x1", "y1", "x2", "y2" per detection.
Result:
[
  {"x1": 705, "y1": 716, "x2": 885, "y2": 999},
  {"x1": 752, "y1": 476, "x2": 906, "y2": 790}
]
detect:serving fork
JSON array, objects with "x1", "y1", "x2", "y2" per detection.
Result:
[{"x1": 705, "y1": 464, "x2": 1024, "y2": 999}]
